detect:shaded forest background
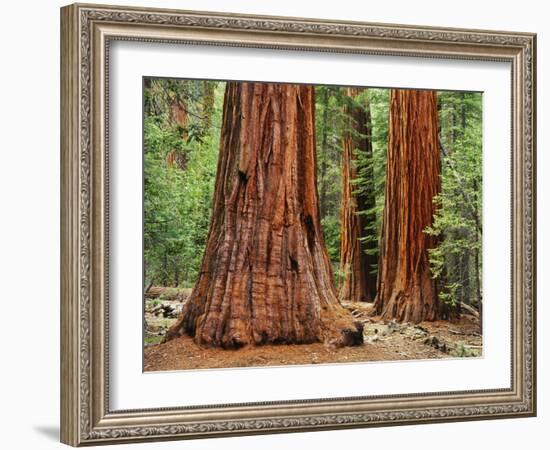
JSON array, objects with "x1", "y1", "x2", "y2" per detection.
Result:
[{"x1": 143, "y1": 79, "x2": 482, "y2": 312}]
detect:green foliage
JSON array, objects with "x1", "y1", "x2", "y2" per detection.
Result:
[
  {"x1": 452, "y1": 343, "x2": 480, "y2": 358},
  {"x1": 425, "y1": 92, "x2": 483, "y2": 309},
  {"x1": 314, "y1": 87, "x2": 386, "y2": 283},
  {"x1": 144, "y1": 79, "x2": 223, "y2": 288},
  {"x1": 321, "y1": 215, "x2": 341, "y2": 263},
  {"x1": 315, "y1": 86, "x2": 348, "y2": 271},
  {"x1": 365, "y1": 88, "x2": 390, "y2": 226},
  {"x1": 333, "y1": 264, "x2": 350, "y2": 289},
  {"x1": 148, "y1": 299, "x2": 161, "y2": 308},
  {"x1": 355, "y1": 89, "x2": 390, "y2": 275},
  {"x1": 144, "y1": 335, "x2": 163, "y2": 345}
]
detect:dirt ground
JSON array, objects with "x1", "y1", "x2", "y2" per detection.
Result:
[{"x1": 144, "y1": 297, "x2": 482, "y2": 372}]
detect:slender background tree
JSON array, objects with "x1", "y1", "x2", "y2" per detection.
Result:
[{"x1": 339, "y1": 87, "x2": 377, "y2": 302}]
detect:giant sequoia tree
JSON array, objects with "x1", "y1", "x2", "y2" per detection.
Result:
[
  {"x1": 166, "y1": 82, "x2": 363, "y2": 348},
  {"x1": 339, "y1": 87, "x2": 377, "y2": 302},
  {"x1": 373, "y1": 89, "x2": 441, "y2": 323}
]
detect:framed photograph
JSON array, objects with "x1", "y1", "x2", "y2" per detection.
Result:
[{"x1": 60, "y1": 3, "x2": 536, "y2": 446}]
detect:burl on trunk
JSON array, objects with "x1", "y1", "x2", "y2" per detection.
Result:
[
  {"x1": 166, "y1": 82, "x2": 363, "y2": 348},
  {"x1": 373, "y1": 89, "x2": 441, "y2": 323}
]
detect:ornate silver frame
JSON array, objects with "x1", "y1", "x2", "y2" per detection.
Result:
[{"x1": 60, "y1": 3, "x2": 536, "y2": 446}]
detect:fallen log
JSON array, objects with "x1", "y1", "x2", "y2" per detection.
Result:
[
  {"x1": 459, "y1": 302, "x2": 480, "y2": 318},
  {"x1": 144, "y1": 286, "x2": 189, "y2": 301}
]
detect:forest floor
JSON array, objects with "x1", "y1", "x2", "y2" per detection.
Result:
[{"x1": 143, "y1": 289, "x2": 482, "y2": 372}]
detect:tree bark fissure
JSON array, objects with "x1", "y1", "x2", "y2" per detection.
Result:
[
  {"x1": 373, "y1": 89, "x2": 441, "y2": 323},
  {"x1": 166, "y1": 82, "x2": 363, "y2": 348}
]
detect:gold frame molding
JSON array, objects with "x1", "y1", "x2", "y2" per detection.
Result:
[{"x1": 60, "y1": 3, "x2": 536, "y2": 446}]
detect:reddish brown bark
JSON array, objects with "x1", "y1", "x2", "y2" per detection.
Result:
[
  {"x1": 167, "y1": 96, "x2": 188, "y2": 170},
  {"x1": 373, "y1": 89, "x2": 441, "y2": 323},
  {"x1": 339, "y1": 87, "x2": 377, "y2": 303},
  {"x1": 170, "y1": 99, "x2": 188, "y2": 132},
  {"x1": 166, "y1": 82, "x2": 363, "y2": 348},
  {"x1": 166, "y1": 151, "x2": 187, "y2": 170}
]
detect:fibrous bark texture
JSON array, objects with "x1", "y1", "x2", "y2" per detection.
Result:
[
  {"x1": 373, "y1": 89, "x2": 441, "y2": 323},
  {"x1": 166, "y1": 82, "x2": 363, "y2": 348},
  {"x1": 339, "y1": 87, "x2": 377, "y2": 303}
]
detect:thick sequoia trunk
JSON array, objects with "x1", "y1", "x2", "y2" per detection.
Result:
[
  {"x1": 166, "y1": 82, "x2": 363, "y2": 348},
  {"x1": 339, "y1": 87, "x2": 377, "y2": 302},
  {"x1": 373, "y1": 89, "x2": 441, "y2": 323}
]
